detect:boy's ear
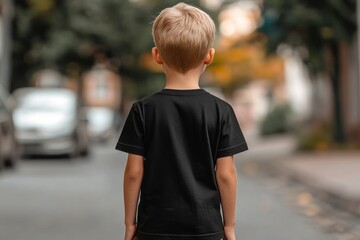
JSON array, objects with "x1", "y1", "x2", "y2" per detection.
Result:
[
  {"x1": 152, "y1": 47, "x2": 164, "y2": 65},
  {"x1": 204, "y1": 48, "x2": 215, "y2": 65}
]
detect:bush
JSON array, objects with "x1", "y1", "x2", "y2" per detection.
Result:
[
  {"x1": 297, "y1": 124, "x2": 333, "y2": 151},
  {"x1": 260, "y1": 104, "x2": 294, "y2": 135}
]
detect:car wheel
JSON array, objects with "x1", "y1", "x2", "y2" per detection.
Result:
[
  {"x1": 0, "y1": 148, "x2": 4, "y2": 172},
  {"x1": 68, "y1": 144, "x2": 80, "y2": 159},
  {"x1": 0, "y1": 155, "x2": 4, "y2": 172},
  {"x1": 0, "y1": 139, "x2": 4, "y2": 171},
  {"x1": 78, "y1": 122, "x2": 90, "y2": 158},
  {"x1": 5, "y1": 138, "x2": 20, "y2": 168},
  {"x1": 80, "y1": 147, "x2": 89, "y2": 157},
  {"x1": 68, "y1": 134, "x2": 80, "y2": 159}
]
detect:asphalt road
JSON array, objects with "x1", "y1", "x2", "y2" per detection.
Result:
[{"x1": 0, "y1": 137, "x2": 334, "y2": 240}]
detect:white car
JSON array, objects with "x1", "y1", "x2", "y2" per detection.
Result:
[
  {"x1": 12, "y1": 87, "x2": 89, "y2": 157},
  {"x1": 85, "y1": 107, "x2": 116, "y2": 142}
]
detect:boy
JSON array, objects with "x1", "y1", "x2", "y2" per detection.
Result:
[{"x1": 115, "y1": 3, "x2": 248, "y2": 240}]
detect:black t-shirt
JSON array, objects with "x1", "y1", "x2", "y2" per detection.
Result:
[{"x1": 115, "y1": 88, "x2": 248, "y2": 240}]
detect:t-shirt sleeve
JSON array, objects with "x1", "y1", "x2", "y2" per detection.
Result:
[
  {"x1": 115, "y1": 103, "x2": 146, "y2": 157},
  {"x1": 216, "y1": 104, "x2": 248, "y2": 158}
]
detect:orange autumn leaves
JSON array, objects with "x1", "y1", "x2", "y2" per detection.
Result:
[
  {"x1": 209, "y1": 43, "x2": 284, "y2": 87},
  {"x1": 139, "y1": 36, "x2": 284, "y2": 88}
]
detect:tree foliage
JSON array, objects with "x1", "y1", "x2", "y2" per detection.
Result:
[
  {"x1": 11, "y1": 0, "x2": 213, "y2": 96},
  {"x1": 260, "y1": 0, "x2": 357, "y2": 144},
  {"x1": 12, "y1": 0, "x2": 149, "y2": 89},
  {"x1": 261, "y1": 0, "x2": 356, "y2": 75},
  {"x1": 208, "y1": 33, "x2": 284, "y2": 95}
]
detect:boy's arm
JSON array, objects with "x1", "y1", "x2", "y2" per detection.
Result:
[
  {"x1": 124, "y1": 153, "x2": 144, "y2": 227},
  {"x1": 216, "y1": 155, "x2": 237, "y2": 229}
]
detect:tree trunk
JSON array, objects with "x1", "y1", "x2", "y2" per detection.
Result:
[{"x1": 329, "y1": 41, "x2": 346, "y2": 144}]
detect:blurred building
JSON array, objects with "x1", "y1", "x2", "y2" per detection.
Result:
[
  {"x1": 280, "y1": 47, "x2": 312, "y2": 121},
  {"x1": 279, "y1": 40, "x2": 359, "y2": 143},
  {"x1": 0, "y1": 0, "x2": 13, "y2": 90},
  {"x1": 82, "y1": 65, "x2": 121, "y2": 110},
  {"x1": 82, "y1": 65, "x2": 123, "y2": 137}
]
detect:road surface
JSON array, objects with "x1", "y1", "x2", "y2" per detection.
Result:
[{"x1": 0, "y1": 137, "x2": 333, "y2": 240}]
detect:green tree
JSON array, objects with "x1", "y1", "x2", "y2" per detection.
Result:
[
  {"x1": 11, "y1": 0, "x2": 150, "y2": 91},
  {"x1": 260, "y1": 0, "x2": 357, "y2": 144},
  {"x1": 11, "y1": 0, "x2": 219, "y2": 98}
]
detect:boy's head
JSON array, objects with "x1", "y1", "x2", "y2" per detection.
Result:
[{"x1": 152, "y1": 3, "x2": 216, "y2": 73}]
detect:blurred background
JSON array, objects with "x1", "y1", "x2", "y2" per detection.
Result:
[{"x1": 0, "y1": 0, "x2": 359, "y2": 239}]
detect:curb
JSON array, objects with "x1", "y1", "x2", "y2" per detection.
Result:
[{"x1": 262, "y1": 160, "x2": 360, "y2": 218}]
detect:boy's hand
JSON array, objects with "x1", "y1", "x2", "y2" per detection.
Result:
[
  {"x1": 224, "y1": 226, "x2": 236, "y2": 240},
  {"x1": 124, "y1": 224, "x2": 137, "y2": 240}
]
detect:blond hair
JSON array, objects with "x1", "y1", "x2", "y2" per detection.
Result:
[{"x1": 152, "y1": 3, "x2": 216, "y2": 73}]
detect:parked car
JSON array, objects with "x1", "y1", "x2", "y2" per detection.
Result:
[
  {"x1": 0, "y1": 86, "x2": 20, "y2": 170},
  {"x1": 85, "y1": 107, "x2": 116, "y2": 142},
  {"x1": 12, "y1": 87, "x2": 89, "y2": 158}
]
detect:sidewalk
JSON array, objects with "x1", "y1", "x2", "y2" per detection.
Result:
[
  {"x1": 275, "y1": 152, "x2": 360, "y2": 216},
  {"x1": 241, "y1": 134, "x2": 360, "y2": 217}
]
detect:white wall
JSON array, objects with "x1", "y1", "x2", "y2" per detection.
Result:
[{"x1": 281, "y1": 46, "x2": 312, "y2": 122}]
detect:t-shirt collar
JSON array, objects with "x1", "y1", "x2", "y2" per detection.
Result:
[{"x1": 159, "y1": 88, "x2": 207, "y2": 96}]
